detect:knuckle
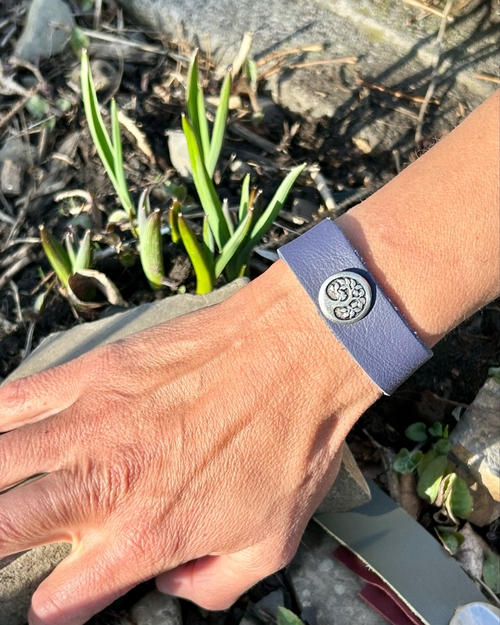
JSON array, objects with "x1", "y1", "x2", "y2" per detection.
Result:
[
  {"x1": 78, "y1": 449, "x2": 139, "y2": 515},
  {"x1": 86, "y1": 340, "x2": 127, "y2": 380}
]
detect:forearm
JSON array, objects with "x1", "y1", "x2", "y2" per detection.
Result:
[
  {"x1": 237, "y1": 90, "x2": 499, "y2": 410},
  {"x1": 337, "y1": 90, "x2": 500, "y2": 347}
]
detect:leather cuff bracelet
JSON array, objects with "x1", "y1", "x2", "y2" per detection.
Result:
[{"x1": 277, "y1": 219, "x2": 432, "y2": 394}]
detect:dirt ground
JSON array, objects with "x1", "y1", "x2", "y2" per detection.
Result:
[{"x1": 0, "y1": 1, "x2": 499, "y2": 623}]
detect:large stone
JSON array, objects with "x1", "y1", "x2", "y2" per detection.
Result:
[
  {"x1": 0, "y1": 544, "x2": 71, "y2": 625},
  {"x1": 450, "y1": 376, "x2": 500, "y2": 503},
  {"x1": 118, "y1": 0, "x2": 498, "y2": 146},
  {"x1": 0, "y1": 278, "x2": 370, "y2": 623},
  {"x1": 287, "y1": 522, "x2": 387, "y2": 625},
  {"x1": 316, "y1": 441, "x2": 370, "y2": 514},
  {"x1": 14, "y1": 0, "x2": 75, "y2": 62},
  {"x1": 125, "y1": 590, "x2": 182, "y2": 625},
  {"x1": 5, "y1": 280, "x2": 248, "y2": 382}
]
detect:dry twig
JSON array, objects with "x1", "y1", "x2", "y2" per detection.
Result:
[
  {"x1": 356, "y1": 76, "x2": 440, "y2": 105},
  {"x1": 256, "y1": 44, "x2": 323, "y2": 67},
  {"x1": 415, "y1": 0, "x2": 454, "y2": 143},
  {"x1": 472, "y1": 73, "x2": 500, "y2": 84},
  {"x1": 289, "y1": 57, "x2": 357, "y2": 70},
  {"x1": 0, "y1": 254, "x2": 33, "y2": 290},
  {"x1": 308, "y1": 165, "x2": 338, "y2": 213},
  {"x1": 402, "y1": 0, "x2": 454, "y2": 22}
]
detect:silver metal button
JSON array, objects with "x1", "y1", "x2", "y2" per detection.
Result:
[{"x1": 318, "y1": 271, "x2": 372, "y2": 324}]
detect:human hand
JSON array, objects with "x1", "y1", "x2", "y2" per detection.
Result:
[{"x1": 0, "y1": 261, "x2": 379, "y2": 625}]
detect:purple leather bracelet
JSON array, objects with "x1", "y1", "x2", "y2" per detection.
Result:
[{"x1": 278, "y1": 219, "x2": 432, "y2": 394}]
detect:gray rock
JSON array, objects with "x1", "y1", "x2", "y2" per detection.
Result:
[
  {"x1": 0, "y1": 137, "x2": 30, "y2": 197},
  {"x1": 450, "y1": 376, "x2": 500, "y2": 504},
  {"x1": 127, "y1": 590, "x2": 181, "y2": 625},
  {"x1": 315, "y1": 442, "x2": 371, "y2": 514},
  {"x1": 287, "y1": 522, "x2": 387, "y2": 625},
  {"x1": 5, "y1": 280, "x2": 248, "y2": 383},
  {"x1": 15, "y1": 0, "x2": 75, "y2": 62},
  {"x1": 117, "y1": 0, "x2": 498, "y2": 147},
  {"x1": 0, "y1": 544, "x2": 71, "y2": 625},
  {"x1": 253, "y1": 588, "x2": 285, "y2": 620}
]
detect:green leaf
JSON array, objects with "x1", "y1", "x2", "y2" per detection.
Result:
[
  {"x1": 139, "y1": 209, "x2": 165, "y2": 290},
  {"x1": 483, "y1": 550, "x2": 500, "y2": 594},
  {"x1": 202, "y1": 215, "x2": 215, "y2": 256},
  {"x1": 25, "y1": 94, "x2": 49, "y2": 119},
  {"x1": 215, "y1": 208, "x2": 254, "y2": 279},
  {"x1": 417, "y1": 455, "x2": 448, "y2": 504},
  {"x1": 111, "y1": 98, "x2": 135, "y2": 220},
  {"x1": 197, "y1": 84, "x2": 211, "y2": 164},
  {"x1": 444, "y1": 473, "x2": 473, "y2": 519},
  {"x1": 394, "y1": 448, "x2": 423, "y2": 475},
  {"x1": 64, "y1": 234, "x2": 77, "y2": 267},
  {"x1": 73, "y1": 230, "x2": 93, "y2": 272},
  {"x1": 186, "y1": 51, "x2": 209, "y2": 160},
  {"x1": 39, "y1": 226, "x2": 72, "y2": 288},
  {"x1": 108, "y1": 210, "x2": 130, "y2": 224},
  {"x1": 206, "y1": 72, "x2": 232, "y2": 178},
  {"x1": 250, "y1": 164, "x2": 305, "y2": 245},
  {"x1": 237, "y1": 164, "x2": 304, "y2": 266},
  {"x1": 239, "y1": 173, "x2": 250, "y2": 222},
  {"x1": 436, "y1": 528, "x2": 464, "y2": 555},
  {"x1": 81, "y1": 50, "x2": 115, "y2": 183},
  {"x1": 417, "y1": 449, "x2": 437, "y2": 477},
  {"x1": 70, "y1": 26, "x2": 90, "y2": 55},
  {"x1": 489, "y1": 366, "x2": 500, "y2": 384},
  {"x1": 277, "y1": 607, "x2": 304, "y2": 625},
  {"x1": 181, "y1": 115, "x2": 229, "y2": 250},
  {"x1": 405, "y1": 422, "x2": 428, "y2": 442},
  {"x1": 433, "y1": 439, "x2": 451, "y2": 455},
  {"x1": 163, "y1": 179, "x2": 187, "y2": 202},
  {"x1": 169, "y1": 200, "x2": 181, "y2": 244},
  {"x1": 137, "y1": 187, "x2": 151, "y2": 236},
  {"x1": 428, "y1": 422, "x2": 443, "y2": 438},
  {"x1": 81, "y1": 51, "x2": 135, "y2": 228},
  {"x1": 222, "y1": 198, "x2": 235, "y2": 236},
  {"x1": 178, "y1": 214, "x2": 214, "y2": 295},
  {"x1": 245, "y1": 57, "x2": 259, "y2": 91}
]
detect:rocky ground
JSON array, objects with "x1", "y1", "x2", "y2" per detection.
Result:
[{"x1": 0, "y1": 1, "x2": 499, "y2": 624}]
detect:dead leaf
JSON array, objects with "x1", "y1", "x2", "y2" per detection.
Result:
[{"x1": 67, "y1": 269, "x2": 127, "y2": 311}]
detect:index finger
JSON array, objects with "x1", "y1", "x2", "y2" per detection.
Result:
[{"x1": 0, "y1": 359, "x2": 81, "y2": 432}]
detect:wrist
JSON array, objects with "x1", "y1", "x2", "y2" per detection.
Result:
[{"x1": 222, "y1": 260, "x2": 381, "y2": 435}]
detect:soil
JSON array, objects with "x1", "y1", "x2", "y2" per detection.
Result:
[{"x1": 0, "y1": 1, "x2": 499, "y2": 624}]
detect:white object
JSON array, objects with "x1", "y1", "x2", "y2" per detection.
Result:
[{"x1": 450, "y1": 602, "x2": 500, "y2": 625}]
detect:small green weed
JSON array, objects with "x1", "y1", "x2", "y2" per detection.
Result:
[
  {"x1": 277, "y1": 606, "x2": 305, "y2": 625},
  {"x1": 394, "y1": 421, "x2": 473, "y2": 525}
]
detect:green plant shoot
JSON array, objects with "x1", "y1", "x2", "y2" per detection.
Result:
[
  {"x1": 137, "y1": 189, "x2": 165, "y2": 291},
  {"x1": 80, "y1": 49, "x2": 136, "y2": 233},
  {"x1": 40, "y1": 225, "x2": 93, "y2": 289}
]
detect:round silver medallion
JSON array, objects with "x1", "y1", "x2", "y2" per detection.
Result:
[{"x1": 318, "y1": 271, "x2": 372, "y2": 324}]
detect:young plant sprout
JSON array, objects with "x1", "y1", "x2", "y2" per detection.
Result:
[{"x1": 176, "y1": 51, "x2": 305, "y2": 294}]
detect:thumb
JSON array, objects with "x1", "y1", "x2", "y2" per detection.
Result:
[
  {"x1": 156, "y1": 535, "x2": 299, "y2": 610},
  {"x1": 28, "y1": 542, "x2": 136, "y2": 625}
]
